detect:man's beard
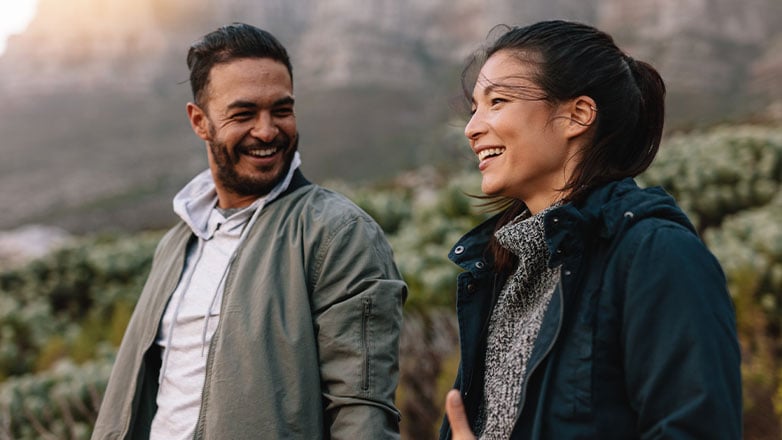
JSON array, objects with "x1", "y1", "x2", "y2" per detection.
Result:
[{"x1": 209, "y1": 133, "x2": 298, "y2": 198}]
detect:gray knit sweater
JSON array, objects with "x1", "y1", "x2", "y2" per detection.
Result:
[{"x1": 476, "y1": 207, "x2": 561, "y2": 439}]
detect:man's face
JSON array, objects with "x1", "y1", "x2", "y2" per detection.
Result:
[{"x1": 187, "y1": 57, "x2": 298, "y2": 208}]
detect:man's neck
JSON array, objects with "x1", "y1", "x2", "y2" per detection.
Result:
[{"x1": 215, "y1": 206, "x2": 245, "y2": 218}]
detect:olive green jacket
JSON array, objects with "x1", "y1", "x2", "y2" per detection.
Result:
[{"x1": 92, "y1": 172, "x2": 407, "y2": 439}]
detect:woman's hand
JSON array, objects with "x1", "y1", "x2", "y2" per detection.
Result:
[{"x1": 445, "y1": 389, "x2": 476, "y2": 440}]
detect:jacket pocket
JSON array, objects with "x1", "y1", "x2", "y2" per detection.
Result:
[{"x1": 361, "y1": 297, "x2": 372, "y2": 392}]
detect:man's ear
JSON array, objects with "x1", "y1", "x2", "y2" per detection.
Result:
[
  {"x1": 563, "y1": 96, "x2": 597, "y2": 140},
  {"x1": 186, "y1": 102, "x2": 211, "y2": 141}
]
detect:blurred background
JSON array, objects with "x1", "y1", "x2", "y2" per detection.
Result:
[{"x1": 1, "y1": 0, "x2": 781, "y2": 439}]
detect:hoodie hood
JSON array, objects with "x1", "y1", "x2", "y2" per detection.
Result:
[
  {"x1": 173, "y1": 152, "x2": 302, "y2": 240},
  {"x1": 545, "y1": 177, "x2": 695, "y2": 267}
]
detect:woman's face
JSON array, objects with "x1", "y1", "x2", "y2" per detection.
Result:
[{"x1": 465, "y1": 50, "x2": 578, "y2": 213}]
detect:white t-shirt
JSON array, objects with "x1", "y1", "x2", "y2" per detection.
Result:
[{"x1": 150, "y1": 207, "x2": 250, "y2": 440}]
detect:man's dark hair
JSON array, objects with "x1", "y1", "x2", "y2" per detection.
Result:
[{"x1": 187, "y1": 23, "x2": 293, "y2": 107}]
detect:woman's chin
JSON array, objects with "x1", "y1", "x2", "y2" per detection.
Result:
[{"x1": 481, "y1": 180, "x2": 504, "y2": 198}]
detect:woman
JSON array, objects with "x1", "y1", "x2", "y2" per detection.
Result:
[{"x1": 440, "y1": 20, "x2": 742, "y2": 439}]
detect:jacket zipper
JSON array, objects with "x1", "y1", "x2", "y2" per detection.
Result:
[
  {"x1": 511, "y1": 273, "x2": 565, "y2": 433},
  {"x1": 361, "y1": 297, "x2": 372, "y2": 392},
  {"x1": 193, "y1": 202, "x2": 269, "y2": 439},
  {"x1": 462, "y1": 272, "x2": 501, "y2": 401}
]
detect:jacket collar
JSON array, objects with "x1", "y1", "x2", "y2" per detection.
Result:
[
  {"x1": 269, "y1": 168, "x2": 310, "y2": 205},
  {"x1": 545, "y1": 177, "x2": 695, "y2": 267},
  {"x1": 448, "y1": 213, "x2": 501, "y2": 274},
  {"x1": 451, "y1": 178, "x2": 696, "y2": 270},
  {"x1": 173, "y1": 153, "x2": 309, "y2": 240}
]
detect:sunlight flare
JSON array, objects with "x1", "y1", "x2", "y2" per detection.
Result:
[{"x1": 0, "y1": 0, "x2": 38, "y2": 54}]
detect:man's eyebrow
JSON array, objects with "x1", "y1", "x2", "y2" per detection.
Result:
[
  {"x1": 226, "y1": 96, "x2": 295, "y2": 110},
  {"x1": 274, "y1": 96, "x2": 295, "y2": 107},
  {"x1": 227, "y1": 100, "x2": 258, "y2": 110}
]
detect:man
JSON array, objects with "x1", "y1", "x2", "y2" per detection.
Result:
[{"x1": 92, "y1": 23, "x2": 407, "y2": 439}]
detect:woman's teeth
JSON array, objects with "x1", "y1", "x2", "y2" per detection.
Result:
[{"x1": 478, "y1": 147, "x2": 505, "y2": 161}]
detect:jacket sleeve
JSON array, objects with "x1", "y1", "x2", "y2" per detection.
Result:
[
  {"x1": 620, "y1": 223, "x2": 742, "y2": 439},
  {"x1": 309, "y1": 214, "x2": 407, "y2": 439}
]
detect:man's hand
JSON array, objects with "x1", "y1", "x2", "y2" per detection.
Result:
[{"x1": 445, "y1": 389, "x2": 476, "y2": 440}]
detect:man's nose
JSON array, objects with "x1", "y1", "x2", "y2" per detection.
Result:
[{"x1": 251, "y1": 113, "x2": 279, "y2": 142}]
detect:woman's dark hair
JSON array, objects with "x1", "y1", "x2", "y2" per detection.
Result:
[
  {"x1": 187, "y1": 23, "x2": 293, "y2": 107},
  {"x1": 463, "y1": 20, "x2": 666, "y2": 272}
]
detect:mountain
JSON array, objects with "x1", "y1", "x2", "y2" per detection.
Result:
[{"x1": 1, "y1": 0, "x2": 780, "y2": 233}]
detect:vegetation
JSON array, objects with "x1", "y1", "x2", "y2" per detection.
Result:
[{"x1": 1, "y1": 124, "x2": 781, "y2": 439}]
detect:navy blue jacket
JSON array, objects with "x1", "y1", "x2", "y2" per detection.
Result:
[{"x1": 440, "y1": 178, "x2": 742, "y2": 439}]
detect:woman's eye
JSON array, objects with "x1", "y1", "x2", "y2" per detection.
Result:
[{"x1": 491, "y1": 98, "x2": 506, "y2": 106}]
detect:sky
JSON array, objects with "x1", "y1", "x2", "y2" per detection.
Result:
[{"x1": 0, "y1": 0, "x2": 38, "y2": 55}]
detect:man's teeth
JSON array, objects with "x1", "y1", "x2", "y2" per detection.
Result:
[
  {"x1": 248, "y1": 147, "x2": 278, "y2": 157},
  {"x1": 478, "y1": 147, "x2": 505, "y2": 161}
]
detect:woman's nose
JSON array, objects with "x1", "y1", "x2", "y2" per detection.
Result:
[{"x1": 464, "y1": 110, "x2": 486, "y2": 140}]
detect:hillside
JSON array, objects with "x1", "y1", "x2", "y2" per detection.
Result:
[
  {"x1": 0, "y1": 0, "x2": 781, "y2": 232},
  {"x1": 1, "y1": 124, "x2": 781, "y2": 438}
]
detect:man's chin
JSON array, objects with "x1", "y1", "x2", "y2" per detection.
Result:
[
  {"x1": 221, "y1": 145, "x2": 296, "y2": 197},
  {"x1": 231, "y1": 164, "x2": 292, "y2": 197},
  {"x1": 234, "y1": 174, "x2": 283, "y2": 196}
]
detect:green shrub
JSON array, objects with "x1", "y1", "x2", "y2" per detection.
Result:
[
  {"x1": 639, "y1": 125, "x2": 782, "y2": 232},
  {"x1": 2, "y1": 124, "x2": 782, "y2": 438},
  {"x1": 0, "y1": 232, "x2": 161, "y2": 381},
  {"x1": 0, "y1": 354, "x2": 114, "y2": 440}
]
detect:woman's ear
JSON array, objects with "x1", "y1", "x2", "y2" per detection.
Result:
[
  {"x1": 563, "y1": 96, "x2": 597, "y2": 139},
  {"x1": 186, "y1": 102, "x2": 211, "y2": 141}
]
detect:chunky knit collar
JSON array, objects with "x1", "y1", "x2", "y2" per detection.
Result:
[{"x1": 495, "y1": 204, "x2": 559, "y2": 260}]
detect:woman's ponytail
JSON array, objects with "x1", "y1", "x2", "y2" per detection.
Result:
[{"x1": 625, "y1": 56, "x2": 666, "y2": 175}]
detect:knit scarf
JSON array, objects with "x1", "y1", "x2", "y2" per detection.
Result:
[{"x1": 476, "y1": 206, "x2": 561, "y2": 439}]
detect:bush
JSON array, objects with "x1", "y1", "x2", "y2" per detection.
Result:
[
  {"x1": 2, "y1": 124, "x2": 782, "y2": 438},
  {"x1": 639, "y1": 125, "x2": 782, "y2": 232},
  {"x1": 0, "y1": 232, "x2": 160, "y2": 381},
  {"x1": 0, "y1": 354, "x2": 114, "y2": 440}
]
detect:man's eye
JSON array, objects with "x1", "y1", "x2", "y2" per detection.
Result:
[
  {"x1": 274, "y1": 107, "x2": 294, "y2": 117},
  {"x1": 232, "y1": 112, "x2": 253, "y2": 120},
  {"x1": 491, "y1": 98, "x2": 507, "y2": 106}
]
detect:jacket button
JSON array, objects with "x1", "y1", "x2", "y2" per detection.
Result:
[
  {"x1": 466, "y1": 283, "x2": 476, "y2": 293},
  {"x1": 564, "y1": 270, "x2": 572, "y2": 276},
  {"x1": 475, "y1": 261, "x2": 485, "y2": 269},
  {"x1": 454, "y1": 245, "x2": 465, "y2": 254}
]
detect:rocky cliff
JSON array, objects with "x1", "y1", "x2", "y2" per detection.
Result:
[
  {"x1": 4, "y1": 0, "x2": 779, "y2": 102},
  {"x1": 1, "y1": 0, "x2": 780, "y2": 231}
]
